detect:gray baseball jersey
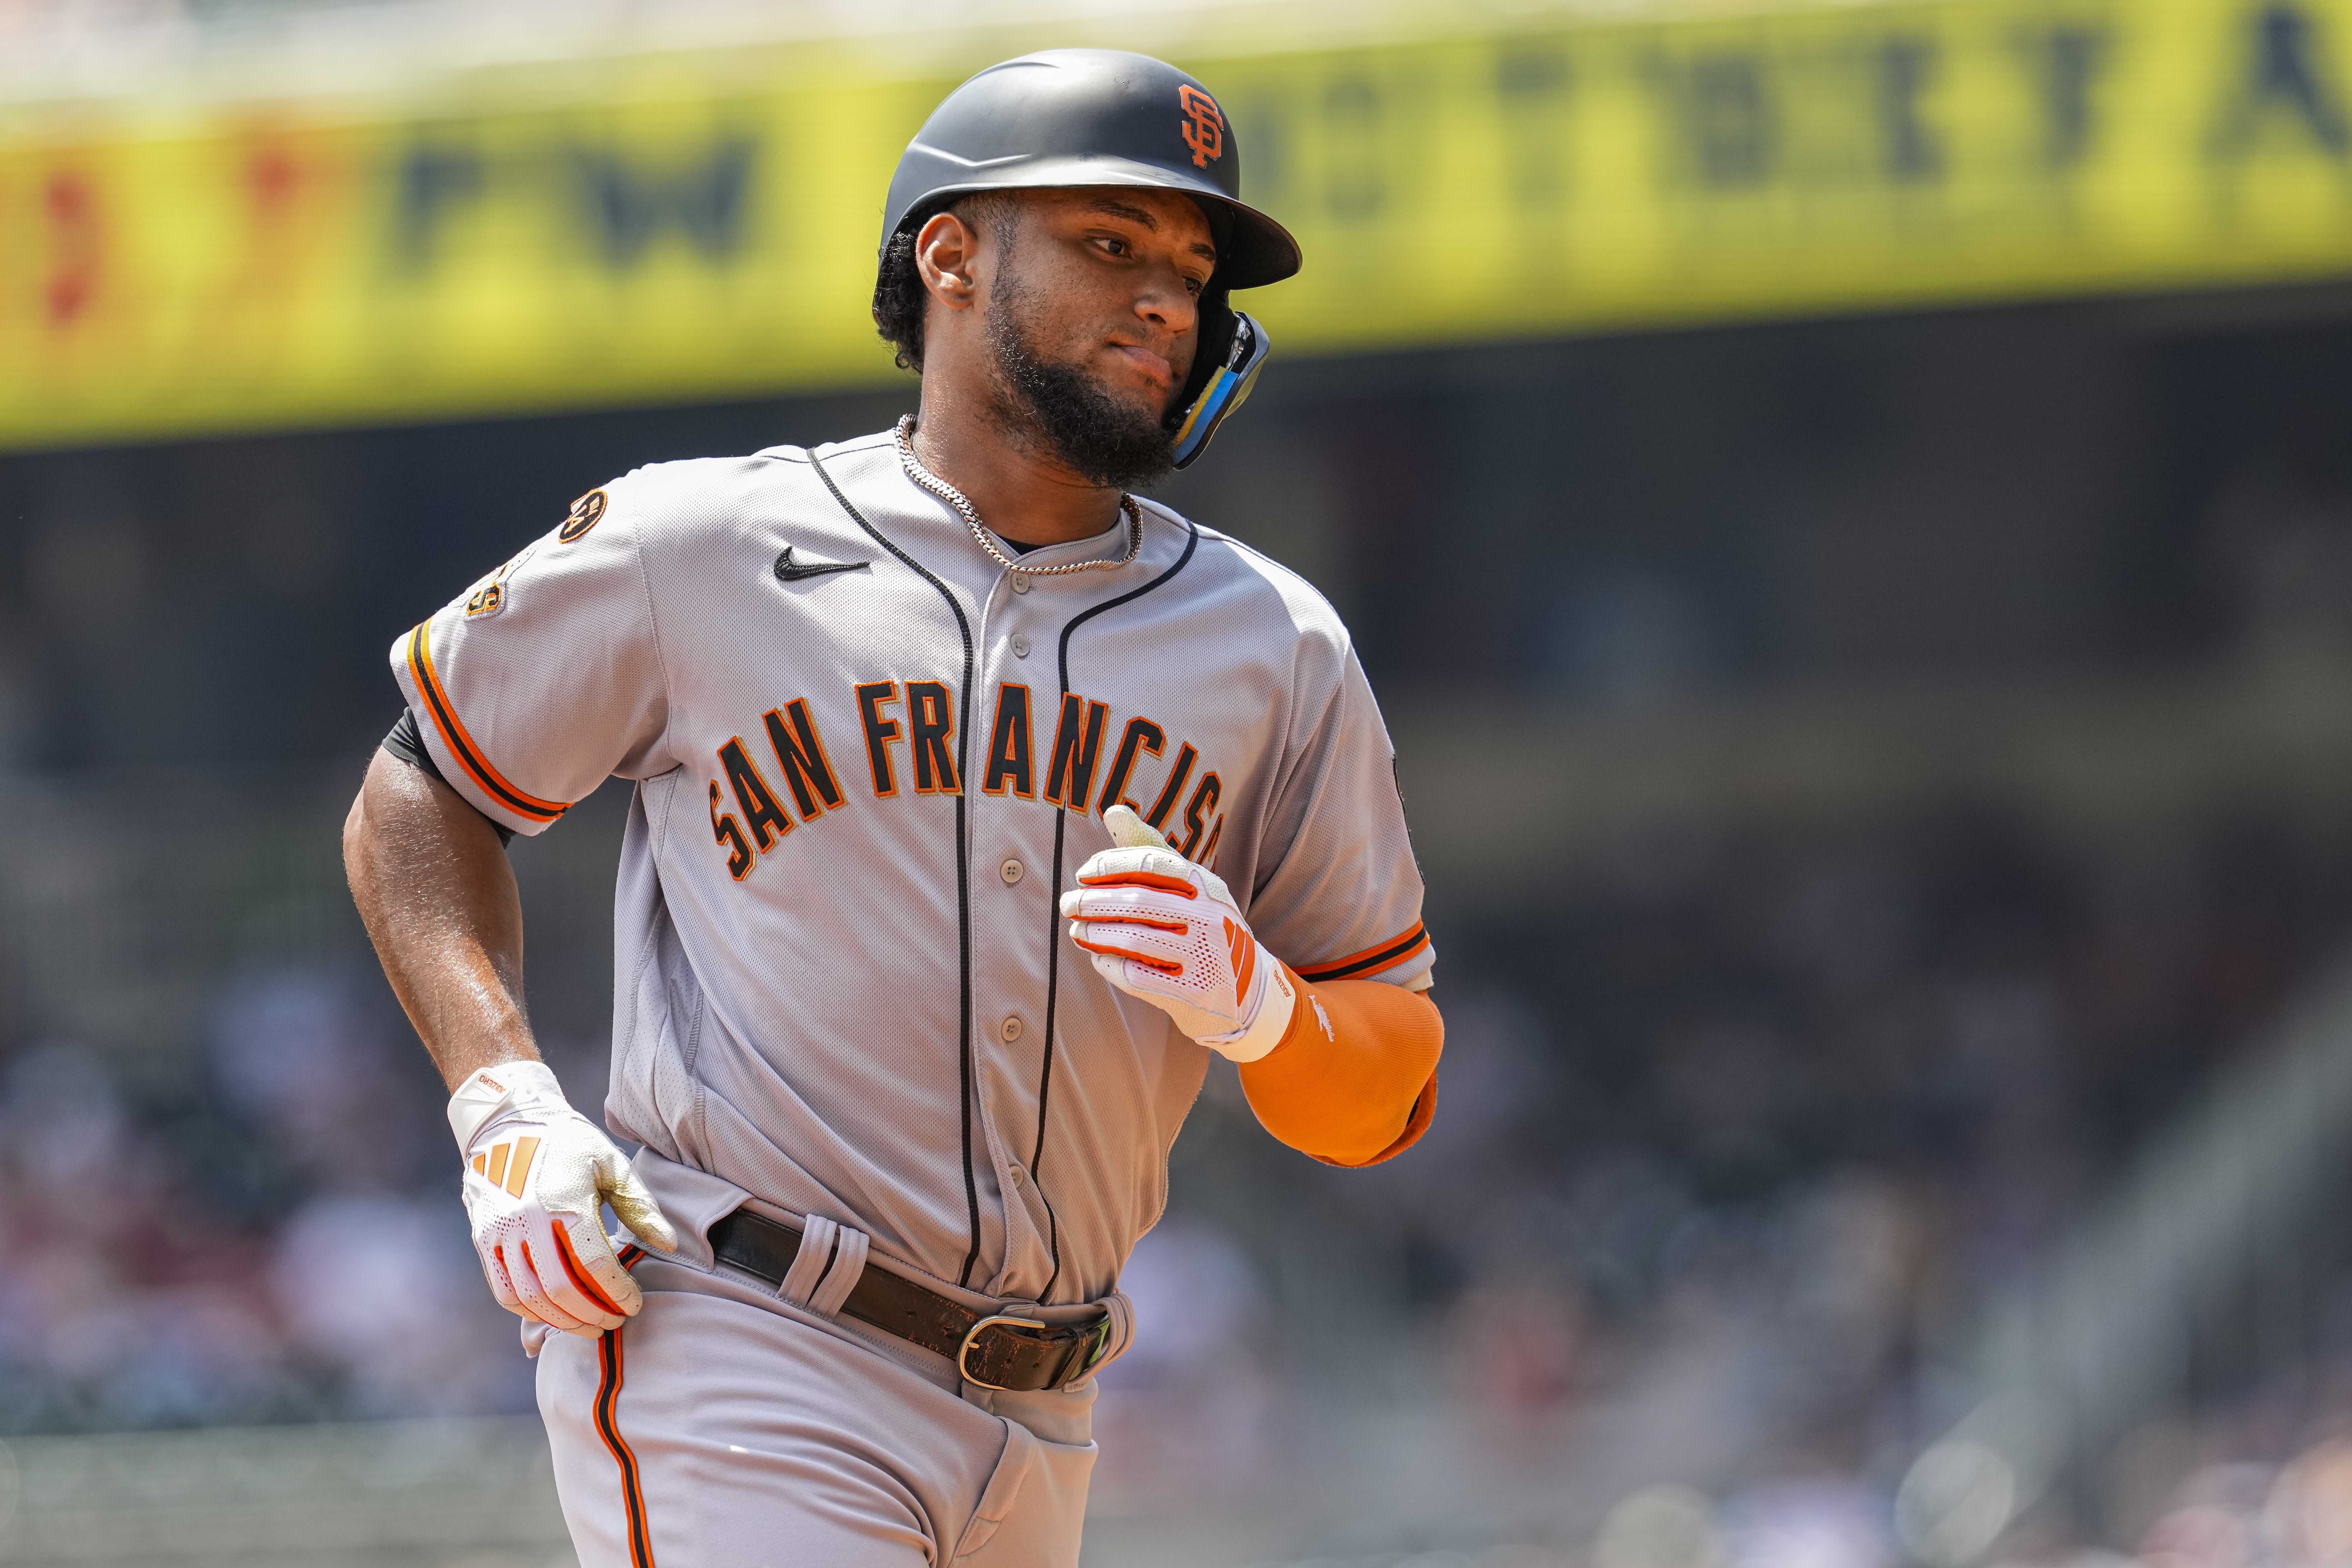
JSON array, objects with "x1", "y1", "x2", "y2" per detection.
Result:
[{"x1": 389, "y1": 428, "x2": 1434, "y2": 1309}]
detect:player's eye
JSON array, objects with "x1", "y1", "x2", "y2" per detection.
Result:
[{"x1": 1099, "y1": 236, "x2": 1131, "y2": 257}]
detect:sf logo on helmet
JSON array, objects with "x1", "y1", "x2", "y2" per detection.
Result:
[{"x1": 1179, "y1": 85, "x2": 1225, "y2": 169}]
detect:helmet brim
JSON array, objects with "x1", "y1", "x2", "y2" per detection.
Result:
[{"x1": 887, "y1": 151, "x2": 1301, "y2": 292}]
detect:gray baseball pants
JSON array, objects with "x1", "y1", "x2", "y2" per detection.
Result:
[{"x1": 536, "y1": 1253, "x2": 1102, "y2": 1566}]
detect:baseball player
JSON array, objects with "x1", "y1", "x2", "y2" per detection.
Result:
[{"x1": 344, "y1": 49, "x2": 1442, "y2": 1567}]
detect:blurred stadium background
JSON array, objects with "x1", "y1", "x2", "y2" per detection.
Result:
[{"x1": 11, "y1": 0, "x2": 2352, "y2": 1564}]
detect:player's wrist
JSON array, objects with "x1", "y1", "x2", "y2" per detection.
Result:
[
  {"x1": 447, "y1": 1058, "x2": 571, "y2": 1153},
  {"x1": 1201, "y1": 961, "x2": 1298, "y2": 1064}
]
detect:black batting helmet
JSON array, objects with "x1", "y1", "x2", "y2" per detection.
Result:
[{"x1": 881, "y1": 49, "x2": 1301, "y2": 289}]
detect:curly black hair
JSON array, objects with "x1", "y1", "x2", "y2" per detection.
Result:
[
  {"x1": 872, "y1": 194, "x2": 1015, "y2": 373},
  {"x1": 872, "y1": 229, "x2": 929, "y2": 373}
]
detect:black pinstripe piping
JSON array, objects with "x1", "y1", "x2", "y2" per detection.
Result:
[
  {"x1": 1035, "y1": 514, "x2": 1200, "y2": 1304},
  {"x1": 806, "y1": 450, "x2": 986, "y2": 1289},
  {"x1": 595, "y1": 1327, "x2": 655, "y2": 1568}
]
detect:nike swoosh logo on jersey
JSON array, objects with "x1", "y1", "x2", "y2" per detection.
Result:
[{"x1": 774, "y1": 547, "x2": 870, "y2": 582}]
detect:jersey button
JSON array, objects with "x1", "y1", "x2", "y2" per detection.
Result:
[
  {"x1": 1000, "y1": 1015, "x2": 1025, "y2": 1042},
  {"x1": 1011, "y1": 635, "x2": 1030, "y2": 659},
  {"x1": 1008, "y1": 1165, "x2": 1027, "y2": 1187},
  {"x1": 1011, "y1": 577, "x2": 1031, "y2": 595},
  {"x1": 1000, "y1": 858, "x2": 1025, "y2": 886}
]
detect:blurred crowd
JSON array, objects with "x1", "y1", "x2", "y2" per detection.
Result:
[
  {"x1": 4, "y1": 796, "x2": 2349, "y2": 1535},
  {"x1": 1510, "y1": 1426, "x2": 2352, "y2": 1568},
  {"x1": 1095, "y1": 802, "x2": 2352, "y2": 1557},
  {"x1": 0, "y1": 962, "x2": 534, "y2": 1431}
]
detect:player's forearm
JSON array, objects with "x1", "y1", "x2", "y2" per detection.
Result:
[
  {"x1": 1238, "y1": 977, "x2": 1442, "y2": 1166},
  {"x1": 344, "y1": 747, "x2": 540, "y2": 1092}
]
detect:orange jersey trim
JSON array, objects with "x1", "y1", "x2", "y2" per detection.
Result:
[
  {"x1": 406, "y1": 622, "x2": 568, "y2": 824},
  {"x1": 1293, "y1": 922, "x2": 1430, "y2": 983}
]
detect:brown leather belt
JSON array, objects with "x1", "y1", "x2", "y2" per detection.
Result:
[{"x1": 708, "y1": 1208, "x2": 1112, "y2": 1393}]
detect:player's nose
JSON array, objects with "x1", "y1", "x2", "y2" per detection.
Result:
[{"x1": 1133, "y1": 268, "x2": 1200, "y2": 340}]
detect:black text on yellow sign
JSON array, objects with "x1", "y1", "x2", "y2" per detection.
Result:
[{"x1": 6, "y1": 0, "x2": 2352, "y2": 449}]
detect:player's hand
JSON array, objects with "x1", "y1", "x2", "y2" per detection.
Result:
[
  {"x1": 1061, "y1": 805, "x2": 1297, "y2": 1063},
  {"x1": 446, "y1": 1061, "x2": 678, "y2": 1338}
]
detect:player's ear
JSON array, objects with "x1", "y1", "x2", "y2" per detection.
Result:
[{"x1": 914, "y1": 211, "x2": 980, "y2": 311}]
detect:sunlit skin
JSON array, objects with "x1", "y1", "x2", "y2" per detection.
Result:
[
  {"x1": 908, "y1": 186, "x2": 1218, "y2": 548},
  {"x1": 346, "y1": 746, "x2": 534, "y2": 1092}
]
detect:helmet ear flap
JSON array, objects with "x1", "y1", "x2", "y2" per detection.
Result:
[
  {"x1": 1169, "y1": 293, "x2": 1271, "y2": 470},
  {"x1": 1176, "y1": 288, "x2": 1237, "y2": 414}
]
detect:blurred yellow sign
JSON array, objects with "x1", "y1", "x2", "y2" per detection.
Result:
[{"x1": 8, "y1": 0, "x2": 2352, "y2": 448}]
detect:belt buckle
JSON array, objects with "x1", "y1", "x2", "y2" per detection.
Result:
[{"x1": 958, "y1": 1313, "x2": 1050, "y2": 1391}]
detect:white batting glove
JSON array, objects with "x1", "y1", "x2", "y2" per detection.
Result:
[
  {"x1": 447, "y1": 1061, "x2": 677, "y2": 1338},
  {"x1": 1061, "y1": 805, "x2": 1297, "y2": 1063}
]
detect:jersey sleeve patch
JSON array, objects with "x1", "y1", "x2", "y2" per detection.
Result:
[
  {"x1": 558, "y1": 489, "x2": 607, "y2": 543},
  {"x1": 460, "y1": 542, "x2": 537, "y2": 619},
  {"x1": 1292, "y1": 922, "x2": 1430, "y2": 983},
  {"x1": 404, "y1": 621, "x2": 570, "y2": 826}
]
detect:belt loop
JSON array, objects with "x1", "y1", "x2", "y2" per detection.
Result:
[
  {"x1": 777, "y1": 1215, "x2": 840, "y2": 1309},
  {"x1": 1094, "y1": 1288, "x2": 1136, "y2": 1372},
  {"x1": 810, "y1": 1225, "x2": 869, "y2": 1318},
  {"x1": 776, "y1": 1213, "x2": 872, "y2": 1319}
]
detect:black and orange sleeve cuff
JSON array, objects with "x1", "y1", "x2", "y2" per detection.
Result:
[
  {"x1": 404, "y1": 622, "x2": 571, "y2": 829},
  {"x1": 1293, "y1": 922, "x2": 1431, "y2": 983}
]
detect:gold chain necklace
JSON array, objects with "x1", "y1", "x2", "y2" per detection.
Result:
[{"x1": 894, "y1": 415, "x2": 1143, "y2": 577}]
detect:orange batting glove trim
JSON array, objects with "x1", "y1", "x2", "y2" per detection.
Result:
[
  {"x1": 1078, "y1": 868, "x2": 1198, "y2": 896},
  {"x1": 1071, "y1": 933, "x2": 1185, "y2": 974},
  {"x1": 1238, "y1": 969, "x2": 1443, "y2": 1167}
]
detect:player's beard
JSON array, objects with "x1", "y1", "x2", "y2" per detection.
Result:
[{"x1": 983, "y1": 272, "x2": 1178, "y2": 492}]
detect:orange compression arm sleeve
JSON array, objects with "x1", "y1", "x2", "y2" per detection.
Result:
[{"x1": 1237, "y1": 974, "x2": 1443, "y2": 1167}]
